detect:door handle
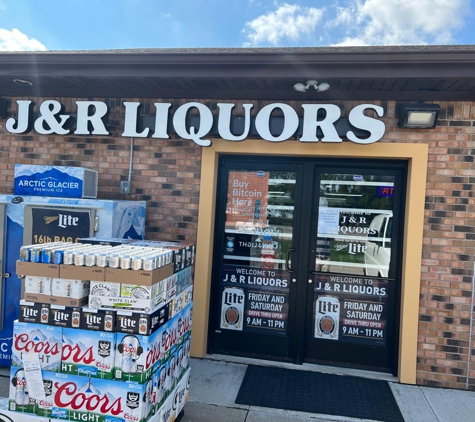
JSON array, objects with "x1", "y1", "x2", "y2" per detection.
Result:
[{"x1": 285, "y1": 248, "x2": 296, "y2": 273}]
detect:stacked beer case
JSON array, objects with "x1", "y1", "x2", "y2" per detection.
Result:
[{"x1": 6, "y1": 239, "x2": 194, "y2": 422}]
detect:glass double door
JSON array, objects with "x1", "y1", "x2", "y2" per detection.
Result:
[{"x1": 209, "y1": 156, "x2": 406, "y2": 374}]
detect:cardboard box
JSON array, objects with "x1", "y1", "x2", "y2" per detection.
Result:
[
  {"x1": 17, "y1": 261, "x2": 60, "y2": 278},
  {"x1": 90, "y1": 280, "x2": 121, "y2": 297},
  {"x1": 176, "y1": 267, "x2": 193, "y2": 294},
  {"x1": 22, "y1": 290, "x2": 87, "y2": 307},
  {"x1": 50, "y1": 305, "x2": 82, "y2": 328},
  {"x1": 121, "y1": 279, "x2": 164, "y2": 300},
  {"x1": 169, "y1": 286, "x2": 193, "y2": 319},
  {"x1": 11, "y1": 321, "x2": 62, "y2": 372},
  {"x1": 106, "y1": 263, "x2": 173, "y2": 285},
  {"x1": 157, "y1": 366, "x2": 189, "y2": 422},
  {"x1": 52, "y1": 278, "x2": 90, "y2": 298},
  {"x1": 51, "y1": 373, "x2": 153, "y2": 422},
  {"x1": 9, "y1": 366, "x2": 37, "y2": 415},
  {"x1": 59, "y1": 264, "x2": 105, "y2": 281},
  {"x1": 48, "y1": 295, "x2": 88, "y2": 307},
  {"x1": 80, "y1": 308, "x2": 115, "y2": 332},
  {"x1": 18, "y1": 300, "x2": 50, "y2": 325},
  {"x1": 88, "y1": 293, "x2": 166, "y2": 313},
  {"x1": 36, "y1": 376, "x2": 55, "y2": 418},
  {"x1": 115, "y1": 304, "x2": 169, "y2": 336},
  {"x1": 78, "y1": 237, "x2": 137, "y2": 246},
  {"x1": 61, "y1": 328, "x2": 116, "y2": 379},
  {"x1": 24, "y1": 276, "x2": 52, "y2": 295},
  {"x1": 114, "y1": 331, "x2": 159, "y2": 383}
]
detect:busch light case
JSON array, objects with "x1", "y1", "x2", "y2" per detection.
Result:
[
  {"x1": 61, "y1": 328, "x2": 116, "y2": 379},
  {"x1": 18, "y1": 300, "x2": 50, "y2": 324},
  {"x1": 14, "y1": 164, "x2": 98, "y2": 198},
  {"x1": 9, "y1": 367, "x2": 36, "y2": 414},
  {"x1": 11, "y1": 321, "x2": 62, "y2": 372}
]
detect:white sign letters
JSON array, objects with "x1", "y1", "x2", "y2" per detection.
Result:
[{"x1": 5, "y1": 100, "x2": 386, "y2": 146}]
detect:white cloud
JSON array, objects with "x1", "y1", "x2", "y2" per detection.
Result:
[
  {"x1": 330, "y1": 0, "x2": 469, "y2": 46},
  {"x1": 243, "y1": 3, "x2": 324, "y2": 46},
  {"x1": 0, "y1": 28, "x2": 47, "y2": 51}
]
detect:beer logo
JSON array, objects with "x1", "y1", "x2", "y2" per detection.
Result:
[
  {"x1": 11, "y1": 197, "x2": 23, "y2": 204},
  {"x1": 220, "y1": 287, "x2": 244, "y2": 331},
  {"x1": 44, "y1": 215, "x2": 59, "y2": 225},
  {"x1": 353, "y1": 175, "x2": 363, "y2": 182},
  {"x1": 98, "y1": 341, "x2": 111, "y2": 358},
  {"x1": 224, "y1": 306, "x2": 240, "y2": 326},
  {"x1": 257, "y1": 171, "x2": 266, "y2": 177},
  {"x1": 319, "y1": 315, "x2": 336, "y2": 335},
  {"x1": 43, "y1": 380, "x2": 53, "y2": 396},
  {"x1": 126, "y1": 392, "x2": 140, "y2": 409}
]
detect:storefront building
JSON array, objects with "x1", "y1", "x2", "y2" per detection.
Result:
[{"x1": 0, "y1": 45, "x2": 474, "y2": 390}]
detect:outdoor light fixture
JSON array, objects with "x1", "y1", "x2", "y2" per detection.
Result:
[
  {"x1": 293, "y1": 80, "x2": 330, "y2": 93},
  {"x1": 398, "y1": 103, "x2": 440, "y2": 129}
]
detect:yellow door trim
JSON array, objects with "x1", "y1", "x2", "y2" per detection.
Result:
[{"x1": 191, "y1": 139, "x2": 428, "y2": 385}]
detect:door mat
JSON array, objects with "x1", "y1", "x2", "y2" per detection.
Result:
[{"x1": 235, "y1": 365, "x2": 404, "y2": 422}]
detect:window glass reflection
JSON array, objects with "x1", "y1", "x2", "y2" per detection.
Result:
[{"x1": 316, "y1": 174, "x2": 395, "y2": 277}]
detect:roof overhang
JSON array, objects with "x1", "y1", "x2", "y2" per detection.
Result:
[{"x1": 1, "y1": 45, "x2": 475, "y2": 101}]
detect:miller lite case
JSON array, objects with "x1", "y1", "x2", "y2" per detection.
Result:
[
  {"x1": 12, "y1": 321, "x2": 62, "y2": 371},
  {"x1": 50, "y1": 305, "x2": 82, "y2": 328},
  {"x1": 61, "y1": 328, "x2": 116, "y2": 379},
  {"x1": 9, "y1": 367, "x2": 36, "y2": 414},
  {"x1": 115, "y1": 304, "x2": 168, "y2": 336},
  {"x1": 220, "y1": 287, "x2": 244, "y2": 331},
  {"x1": 18, "y1": 300, "x2": 50, "y2": 324},
  {"x1": 315, "y1": 295, "x2": 340, "y2": 340},
  {"x1": 80, "y1": 308, "x2": 115, "y2": 331}
]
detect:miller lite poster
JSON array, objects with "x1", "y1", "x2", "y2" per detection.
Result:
[
  {"x1": 30, "y1": 207, "x2": 92, "y2": 244},
  {"x1": 219, "y1": 265, "x2": 289, "y2": 335},
  {"x1": 313, "y1": 274, "x2": 388, "y2": 345},
  {"x1": 220, "y1": 287, "x2": 245, "y2": 331}
]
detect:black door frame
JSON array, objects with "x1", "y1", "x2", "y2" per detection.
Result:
[{"x1": 207, "y1": 154, "x2": 407, "y2": 375}]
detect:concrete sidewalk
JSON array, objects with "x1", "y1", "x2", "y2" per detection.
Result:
[
  {"x1": 184, "y1": 358, "x2": 475, "y2": 422},
  {"x1": 0, "y1": 358, "x2": 473, "y2": 421}
]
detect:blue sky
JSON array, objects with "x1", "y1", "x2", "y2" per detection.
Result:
[{"x1": 0, "y1": 0, "x2": 474, "y2": 51}]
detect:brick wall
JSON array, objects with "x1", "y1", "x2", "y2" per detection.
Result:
[{"x1": 0, "y1": 96, "x2": 474, "y2": 390}]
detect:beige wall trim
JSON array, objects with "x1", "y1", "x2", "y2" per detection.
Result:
[{"x1": 191, "y1": 139, "x2": 428, "y2": 385}]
